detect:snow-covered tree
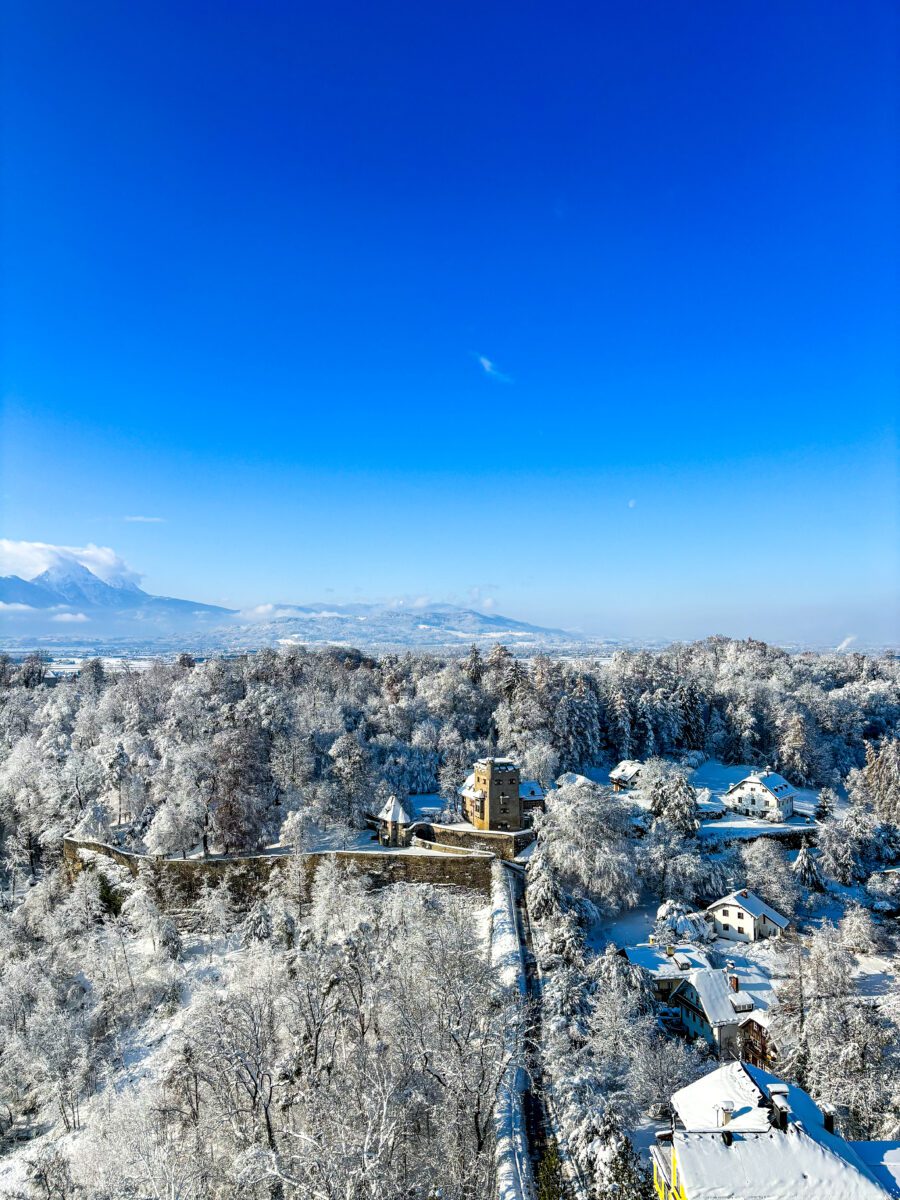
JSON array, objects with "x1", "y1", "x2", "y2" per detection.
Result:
[{"x1": 792, "y1": 838, "x2": 823, "y2": 891}]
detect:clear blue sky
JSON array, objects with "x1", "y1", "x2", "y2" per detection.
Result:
[{"x1": 2, "y1": 0, "x2": 898, "y2": 643}]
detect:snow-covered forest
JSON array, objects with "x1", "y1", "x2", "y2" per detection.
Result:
[
  {"x1": 3, "y1": 638, "x2": 897, "y2": 865},
  {"x1": 1, "y1": 638, "x2": 899, "y2": 1199}
]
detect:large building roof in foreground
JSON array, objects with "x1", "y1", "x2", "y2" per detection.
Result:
[{"x1": 667, "y1": 1063, "x2": 896, "y2": 1199}]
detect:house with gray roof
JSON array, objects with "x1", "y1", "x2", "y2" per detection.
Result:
[{"x1": 706, "y1": 888, "x2": 791, "y2": 943}]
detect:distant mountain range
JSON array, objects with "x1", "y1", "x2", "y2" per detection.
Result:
[
  {"x1": 0, "y1": 561, "x2": 590, "y2": 652},
  {"x1": 1, "y1": 561, "x2": 230, "y2": 618}
]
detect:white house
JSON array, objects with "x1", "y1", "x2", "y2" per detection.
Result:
[
  {"x1": 706, "y1": 889, "x2": 791, "y2": 943},
  {"x1": 609, "y1": 759, "x2": 643, "y2": 792},
  {"x1": 669, "y1": 959, "x2": 776, "y2": 1058},
  {"x1": 724, "y1": 770, "x2": 797, "y2": 820}
]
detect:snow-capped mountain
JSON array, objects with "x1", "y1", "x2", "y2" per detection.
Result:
[
  {"x1": 0, "y1": 561, "x2": 234, "y2": 640},
  {"x1": 0, "y1": 562, "x2": 589, "y2": 652},
  {"x1": 219, "y1": 601, "x2": 577, "y2": 650}
]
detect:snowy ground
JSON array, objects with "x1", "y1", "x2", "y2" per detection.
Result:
[
  {"x1": 593, "y1": 758, "x2": 829, "y2": 842},
  {"x1": 0, "y1": 927, "x2": 250, "y2": 1194},
  {"x1": 585, "y1": 895, "x2": 660, "y2": 953}
]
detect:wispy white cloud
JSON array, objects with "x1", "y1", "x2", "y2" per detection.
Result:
[
  {"x1": 124, "y1": 515, "x2": 165, "y2": 523},
  {"x1": 0, "y1": 601, "x2": 35, "y2": 612},
  {"x1": 477, "y1": 355, "x2": 512, "y2": 383},
  {"x1": 52, "y1": 611, "x2": 89, "y2": 623},
  {"x1": 0, "y1": 539, "x2": 142, "y2": 585},
  {"x1": 627, "y1": 499, "x2": 637, "y2": 509},
  {"x1": 466, "y1": 584, "x2": 499, "y2": 613},
  {"x1": 836, "y1": 634, "x2": 858, "y2": 652},
  {"x1": 236, "y1": 603, "x2": 302, "y2": 621}
]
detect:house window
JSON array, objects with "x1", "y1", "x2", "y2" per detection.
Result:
[
  {"x1": 737, "y1": 911, "x2": 744, "y2": 919},
  {"x1": 722, "y1": 923, "x2": 731, "y2": 931}
]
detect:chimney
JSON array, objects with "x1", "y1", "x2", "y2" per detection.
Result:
[
  {"x1": 665, "y1": 944, "x2": 675, "y2": 957},
  {"x1": 729, "y1": 973, "x2": 740, "y2": 992},
  {"x1": 722, "y1": 1129, "x2": 733, "y2": 1147},
  {"x1": 771, "y1": 1094, "x2": 789, "y2": 1132},
  {"x1": 717, "y1": 1101, "x2": 735, "y2": 1127},
  {"x1": 821, "y1": 1103, "x2": 836, "y2": 1135}
]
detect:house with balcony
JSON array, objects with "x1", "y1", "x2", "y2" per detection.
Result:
[
  {"x1": 610, "y1": 759, "x2": 643, "y2": 792},
  {"x1": 669, "y1": 959, "x2": 775, "y2": 1058}
]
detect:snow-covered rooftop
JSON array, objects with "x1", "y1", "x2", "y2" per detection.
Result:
[
  {"x1": 672, "y1": 1125, "x2": 891, "y2": 1200},
  {"x1": 624, "y1": 942, "x2": 713, "y2": 979},
  {"x1": 726, "y1": 771, "x2": 798, "y2": 799},
  {"x1": 377, "y1": 795, "x2": 412, "y2": 824},
  {"x1": 708, "y1": 889, "x2": 791, "y2": 929},
  {"x1": 672, "y1": 1061, "x2": 773, "y2": 1133},
  {"x1": 555, "y1": 771, "x2": 594, "y2": 788},
  {"x1": 668, "y1": 1064, "x2": 894, "y2": 1199},
  {"x1": 609, "y1": 759, "x2": 643, "y2": 784},
  {"x1": 675, "y1": 968, "x2": 755, "y2": 1024}
]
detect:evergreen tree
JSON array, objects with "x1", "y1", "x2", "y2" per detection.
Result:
[
  {"x1": 816, "y1": 786, "x2": 838, "y2": 822},
  {"x1": 462, "y1": 644, "x2": 484, "y2": 686},
  {"x1": 676, "y1": 680, "x2": 705, "y2": 751},
  {"x1": 607, "y1": 688, "x2": 632, "y2": 761},
  {"x1": 243, "y1": 900, "x2": 273, "y2": 943},
  {"x1": 536, "y1": 1139, "x2": 568, "y2": 1200},
  {"x1": 635, "y1": 692, "x2": 656, "y2": 759},
  {"x1": 792, "y1": 838, "x2": 823, "y2": 891},
  {"x1": 778, "y1": 710, "x2": 819, "y2": 785},
  {"x1": 865, "y1": 738, "x2": 900, "y2": 823},
  {"x1": 592, "y1": 1107, "x2": 654, "y2": 1200}
]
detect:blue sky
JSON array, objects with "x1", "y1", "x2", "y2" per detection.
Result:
[{"x1": 2, "y1": 0, "x2": 898, "y2": 643}]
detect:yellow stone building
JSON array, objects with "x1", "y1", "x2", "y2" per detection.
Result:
[{"x1": 457, "y1": 757, "x2": 544, "y2": 831}]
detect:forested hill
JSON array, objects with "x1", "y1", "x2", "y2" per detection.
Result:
[{"x1": 2, "y1": 637, "x2": 897, "y2": 866}]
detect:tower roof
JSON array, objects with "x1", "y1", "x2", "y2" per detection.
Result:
[{"x1": 377, "y1": 795, "x2": 411, "y2": 824}]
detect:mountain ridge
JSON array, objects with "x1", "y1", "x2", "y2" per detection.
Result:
[{"x1": 0, "y1": 561, "x2": 584, "y2": 651}]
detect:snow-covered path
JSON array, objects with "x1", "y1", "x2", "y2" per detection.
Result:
[{"x1": 491, "y1": 864, "x2": 535, "y2": 1200}]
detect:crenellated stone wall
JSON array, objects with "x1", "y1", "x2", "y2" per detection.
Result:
[{"x1": 62, "y1": 836, "x2": 494, "y2": 909}]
